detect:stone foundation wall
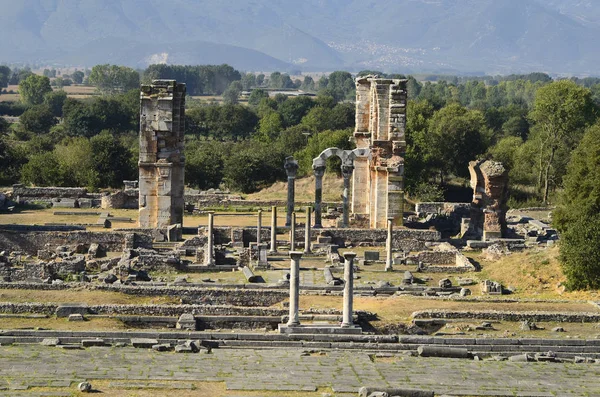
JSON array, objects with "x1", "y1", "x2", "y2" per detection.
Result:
[
  {"x1": 0, "y1": 229, "x2": 153, "y2": 254},
  {"x1": 413, "y1": 309, "x2": 600, "y2": 323}
]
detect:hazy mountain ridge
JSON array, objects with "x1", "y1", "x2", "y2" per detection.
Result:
[{"x1": 1, "y1": 0, "x2": 600, "y2": 74}]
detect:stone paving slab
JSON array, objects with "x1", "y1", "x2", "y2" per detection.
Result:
[{"x1": 1, "y1": 346, "x2": 600, "y2": 396}]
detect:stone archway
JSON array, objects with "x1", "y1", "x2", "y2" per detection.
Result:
[{"x1": 312, "y1": 148, "x2": 369, "y2": 228}]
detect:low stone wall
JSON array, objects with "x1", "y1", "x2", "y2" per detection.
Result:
[
  {"x1": 412, "y1": 309, "x2": 600, "y2": 323},
  {"x1": 0, "y1": 229, "x2": 153, "y2": 254},
  {"x1": 317, "y1": 228, "x2": 441, "y2": 251},
  {"x1": 12, "y1": 185, "x2": 89, "y2": 199},
  {"x1": 415, "y1": 202, "x2": 471, "y2": 216}
]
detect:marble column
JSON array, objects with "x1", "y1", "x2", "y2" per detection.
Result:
[
  {"x1": 257, "y1": 210, "x2": 262, "y2": 245},
  {"x1": 290, "y1": 212, "x2": 296, "y2": 251},
  {"x1": 313, "y1": 165, "x2": 326, "y2": 229},
  {"x1": 205, "y1": 212, "x2": 215, "y2": 266},
  {"x1": 385, "y1": 218, "x2": 393, "y2": 272},
  {"x1": 342, "y1": 252, "x2": 357, "y2": 327},
  {"x1": 270, "y1": 206, "x2": 277, "y2": 253},
  {"x1": 341, "y1": 163, "x2": 354, "y2": 228},
  {"x1": 284, "y1": 157, "x2": 299, "y2": 227},
  {"x1": 304, "y1": 206, "x2": 312, "y2": 254},
  {"x1": 287, "y1": 251, "x2": 303, "y2": 326}
]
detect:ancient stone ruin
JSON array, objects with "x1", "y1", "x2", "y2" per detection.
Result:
[
  {"x1": 352, "y1": 76, "x2": 407, "y2": 229},
  {"x1": 466, "y1": 159, "x2": 509, "y2": 240},
  {"x1": 138, "y1": 80, "x2": 186, "y2": 229}
]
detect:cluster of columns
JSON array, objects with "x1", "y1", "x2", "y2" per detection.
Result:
[{"x1": 286, "y1": 251, "x2": 357, "y2": 328}]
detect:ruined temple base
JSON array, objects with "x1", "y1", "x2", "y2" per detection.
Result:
[{"x1": 278, "y1": 324, "x2": 362, "y2": 335}]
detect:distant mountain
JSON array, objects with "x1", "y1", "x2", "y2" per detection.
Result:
[{"x1": 1, "y1": 0, "x2": 600, "y2": 75}]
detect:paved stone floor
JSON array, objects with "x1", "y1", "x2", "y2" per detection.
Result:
[{"x1": 1, "y1": 345, "x2": 599, "y2": 396}]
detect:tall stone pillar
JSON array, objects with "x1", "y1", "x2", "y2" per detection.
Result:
[
  {"x1": 270, "y1": 206, "x2": 277, "y2": 253},
  {"x1": 290, "y1": 212, "x2": 296, "y2": 251},
  {"x1": 139, "y1": 80, "x2": 186, "y2": 229},
  {"x1": 205, "y1": 212, "x2": 215, "y2": 266},
  {"x1": 385, "y1": 218, "x2": 393, "y2": 272},
  {"x1": 313, "y1": 165, "x2": 325, "y2": 229},
  {"x1": 342, "y1": 252, "x2": 357, "y2": 327},
  {"x1": 341, "y1": 164, "x2": 354, "y2": 228},
  {"x1": 257, "y1": 210, "x2": 262, "y2": 245},
  {"x1": 284, "y1": 157, "x2": 299, "y2": 227},
  {"x1": 304, "y1": 206, "x2": 312, "y2": 254},
  {"x1": 287, "y1": 251, "x2": 303, "y2": 326}
]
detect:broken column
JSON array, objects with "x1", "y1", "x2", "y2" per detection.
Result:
[
  {"x1": 138, "y1": 80, "x2": 186, "y2": 228},
  {"x1": 342, "y1": 252, "x2": 357, "y2": 327},
  {"x1": 304, "y1": 206, "x2": 312, "y2": 254},
  {"x1": 205, "y1": 212, "x2": 215, "y2": 266},
  {"x1": 385, "y1": 218, "x2": 393, "y2": 271},
  {"x1": 257, "y1": 210, "x2": 262, "y2": 245},
  {"x1": 313, "y1": 165, "x2": 325, "y2": 229},
  {"x1": 287, "y1": 251, "x2": 303, "y2": 326},
  {"x1": 270, "y1": 206, "x2": 277, "y2": 253},
  {"x1": 284, "y1": 157, "x2": 299, "y2": 227},
  {"x1": 468, "y1": 160, "x2": 509, "y2": 240}
]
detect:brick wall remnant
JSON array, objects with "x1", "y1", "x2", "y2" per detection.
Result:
[{"x1": 468, "y1": 160, "x2": 509, "y2": 240}]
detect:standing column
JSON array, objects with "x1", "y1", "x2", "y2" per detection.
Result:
[
  {"x1": 284, "y1": 157, "x2": 299, "y2": 227},
  {"x1": 287, "y1": 251, "x2": 303, "y2": 326},
  {"x1": 205, "y1": 212, "x2": 215, "y2": 265},
  {"x1": 313, "y1": 165, "x2": 325, "y2": 228},
  {"x1": 257, "y1": 210, "x2": 262, "y2": 245},
  {"x1": 270, "y1": 206, "x2": 277, "y2": 253},
  {"x1": 341, "y1": 164, "x2": 354, "y2": 228},
  {"x1": 304, "y1": 206, "x2": 312, "y2": 254},
  {"x1": 385, "y1": 218, "x2": 393, "y2": 272},
  {"x1": 342, "y1": 252, "x2": 357, "y2": 327},
  {"x1": 289, "y1": 212, "x2": 296, "y2": 251}
]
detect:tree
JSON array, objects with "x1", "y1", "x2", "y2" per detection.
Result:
[
  {"x1": 44, "y1": 90, "x2": 68, "y2": 117},
  {"x1": 248, "y1": 89, "x2": 269, "y2": 107},
  {"x1": 427, "y1": 103, "x2": 490, "y2": 180},
  {"x1": 559, "y1": 215, "x2": 600, "y2": 290},
  {"x1": 89, "y1": 131, "x2": 136, "y2": 188},
  {"x1": 185, "y1": 140, "x2": 226, "y2": 189},
  {"x1": 71, "y1": 71, "x2": 85, "y2": 84},
  {"x1": 21, "y1": 151, "x2": 63, "y2": 186},
  {"x1": 88, "y1": 64, "x2": 140, "y2": 95},
  {"x1": 19, "y1": 74, "x2": 52, "y2": 105},
  {"x1": 278, "y1": 96, "x2": 315, "y2": 127},
  {"x1": 241, "y1": 73, "x2": 256, "y2": 90},
  {"x1": 222, "y1": 81, "x2": 243, "y2": 104},
  {"x1": 554, "y1": 123, "x2": 600, "y2": 289},
  {"x1": 257, "y1": 111, "x2": 283, "y2": 142},
  {"x1": 19, "y1": 105, "x2": 56, "y2": 134},
  {"x1": 529, "y1": 80, "x2": 598, "y2": 203},
  {"x1": 0, "y1": 66, "x2": 10, "y2": 88}
]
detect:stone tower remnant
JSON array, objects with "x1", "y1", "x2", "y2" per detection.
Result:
[
  {"x1": 138, "y1": 80, "x2": 186, "y2": 229},
  {"x1": 466, "y1": 159, "x2": 508, "y2": 240},
  {"x1": 352, "y1": 76, "x2": 407, "y2": 228}
]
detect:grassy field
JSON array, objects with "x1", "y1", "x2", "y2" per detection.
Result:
[{"x1": 0, "y1": 84, "x2": 99, "y2": 102}]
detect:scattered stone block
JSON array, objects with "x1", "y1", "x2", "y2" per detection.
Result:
[
  {"x1": 103, "y1": 273, "x2": 118, "y2": 284},
  {"x1": 131, "y1": 338, "x2": 158, "y2": 348},
  {"x1": 417, "y1": 345, "x2": 471, "y2": 359},
  {"x1": 552, "y1": 327, "x2": 566, "y2": 332},
  {"x1": 459, "y1": 288, "x2": 471, "y2": 296},
  {"x1": 438, "y1": 278, "x2": 452, "y2": 288},
  {"x1": 41, "y1": 338, "x2": 60, "y2": 346},
  {"x1": 68, "y1": 313, "x2": 85, "y2": 322},
  {"x1": 176, "y1": 313, "x2": 196, "y2": 330},
  {"x1": 402, "y1": 271, "x2": 414, "y2": 285},
  {"x1": 55, "y1": 304, "x2": 89, "y2": 318},
  {"x1": 358, "y1": 386, "x2": 434, "y2": 397},
  {"x1": 364, "y1": 251, "x2": 380, "y2": 261},
  {"x1": 78, "y1": 382, "x2": 92, "y2": 392},
  {"x1": 152, "y1": 343, "x2": 173, "y2": 352}
]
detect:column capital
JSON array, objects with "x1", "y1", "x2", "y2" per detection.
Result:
[
  {"x1": 289, "y1": 251, "x2": 303, "y2": 260},
  {"x1": 343, "y1": 252, "x2": 357, "y2": 260},
  {"x1": 284, "y1": 156, "x2": 299, "y2": 178},
  {"x1": 313, "y1": 165, "x2": 326, "y2": 177}
]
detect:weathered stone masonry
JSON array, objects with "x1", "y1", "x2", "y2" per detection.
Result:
[
  {"x1": 353, "y1": 77, "x2": 407, "y2": 229},
  {"x1": 139, "y1": 80, "x2": 186, "y2": 229}
]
